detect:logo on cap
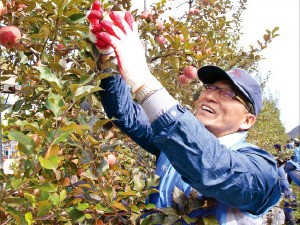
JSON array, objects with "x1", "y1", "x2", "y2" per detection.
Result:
[{"x1": 229, "y1": 69, "x2": 242, "y2": 78}]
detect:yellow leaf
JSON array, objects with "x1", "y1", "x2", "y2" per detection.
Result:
[
  {"x1": 114, "y1": 202, "x2": 128, "y2": 211},
  {"x1": 44, "y1": 144, "x2": 60, "y2": 159},
  {"x1": 87, "y1": 135, "x2": 100, "y2": 145},
  {"x1": 62, "y1": 122, "x2": 88, "y2": 135}
]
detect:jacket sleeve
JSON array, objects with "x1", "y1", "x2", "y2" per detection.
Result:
[
  {"x1": 99, "y1": 75, "x2": 160, "y2": 157},
  {"x1": 151, "y1": 104, "x2": 281, "y2": 215}
]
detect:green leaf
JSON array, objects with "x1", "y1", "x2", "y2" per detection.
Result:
[
  {"x1": 3, "y1": 197, "x2": 26, "y2": 207},
  {"x1": 72, "y1": 85, "x2": 101, "y2": 103},
  {"x1": 0, "y1": 103, "x2": 11, "y2": 112},
  {"x1": 67, "y1": 207, "x2": 85, "y2": 221},
  {"x1": 52, "y1": 128, "x2": 73, "y2": 144},
  {"x1": 145, "y1": 175, "x2": 160, "y2": 188},
  {"x1": 36, "y1": 66, "x2": 63, "y2": 93},
  {"x1": 6, "y1": 207, "x2": 27, "y2": 225},
  {"x1": 76, "y1": 202, "x2": 90, "y2": 211},
  {"x1": 8, "y1": 130, "x2": 34, "y2": 155},
  {"x1": 11, "y1": 177, "x2": 23, "y2": 189},
  {"x1": 163, "y1": 214, "x2": 180, "y2": 225},
  {"x1": 25, "y1": 212, "x2": 33, "y2": 225},
  {"x1": 82, "y1": 169, "x2": 98, "y2": 181},
  {"x1": 172, "y1": 186, "x2": 188, "y2": 208},
  {"x1": 141, "y1": 213, "x2": 165, "y2": 225},
  {"x1": 37, "y1": 204, "x2": 52, "y2": 217},
  {"x1": 45, "y1": 91, "x2": 65, "y2": 117},
  {"x1": 38, "y1": 155, "x2": 60, "y2": 170},
  {"x1": 145, "y1": 203, "x2": 157, "y2": 210},
  {"x1": 159, "y1": 207, "x2": 177, "y2": 216},
  {"x1": 133, "y1": 174, "x2": 145, "y2": 192},
  {"x1": 182, "y1": 215, "x2": 197, "y2": 224},
  {"x1": 11, "y1": 99, "x2": 25, "y2": 112},
  {"x1": 60, "y1": 190, "x2": 67, "y2": 203},
  {"x1": 49, "y1": 193, "x2": 60, "y2": 206},
  {"x1": 203, "y1": 215, "x2": 219, "y2": 224},
  {"x1": 24, "y1": 193, "x2": 36, "y2": 204},
  {"x1": 35, "y1": 183, "x2": 57, "y2": 192},
  {"x1": 68, "y1": 13, "x2": 87, "y2": 23}
]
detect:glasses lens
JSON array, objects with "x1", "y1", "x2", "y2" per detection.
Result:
[
  {"x1": 204, "y1": 84, "x2": 215, "y2": 91},
  {"x1": 219, "y1": 89, "x2": 235, "y2": 100},
  {"x1": 204, "y1": 84, "x2": 235, "y2": 100}
]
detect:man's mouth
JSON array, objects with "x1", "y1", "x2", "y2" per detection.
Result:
[{"x1": 201, "y1": 105, "x2": 215, "y2": 114}]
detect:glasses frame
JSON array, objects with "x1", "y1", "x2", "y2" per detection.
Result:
[{"x1": 203, "y1": 84, "x2": 251, "y2": 113}]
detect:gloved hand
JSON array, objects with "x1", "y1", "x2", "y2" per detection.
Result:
[
  {"x1": 92, "y1": 10, "x2": 162, "y2": 93},
  {"x1": 86, "y1": 0, "x2": 114, "y2": 55}
]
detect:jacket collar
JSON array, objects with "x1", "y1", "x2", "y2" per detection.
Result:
[{"x1": 218, "y1": 131, "x2": 248, "y2": 148}]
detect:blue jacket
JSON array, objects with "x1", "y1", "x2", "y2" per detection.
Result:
[{"x1": 99, "y1": 75, "x2": 281, "y2": 224}]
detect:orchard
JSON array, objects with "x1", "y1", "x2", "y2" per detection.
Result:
[{"x1": 0, "y1": 0, "x2": 288, "y2": 224}]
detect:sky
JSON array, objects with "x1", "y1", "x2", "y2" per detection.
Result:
[
  {"x1": 132, "y1": 0, "x2": 300, "y2": 132},
  {"x1": 239, "y1": 0, "x2": 299, "y2": 132}
]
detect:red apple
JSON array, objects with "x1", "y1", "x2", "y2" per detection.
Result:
[
  {"x1": 106, "y1": 153, "x2": 117, "y2": 168},
  {"x1": 155, "y1": 35, "x2": 167, "y2": 46},
  {"x1": 188, "y1": 8, "x2": 195, "y2": 15},
  {"x1": 56, "y1": 43, "x2": 68, "y2": 56},
  {"x1": 155, "y1": 19, "x2": 164, "y2": 29},
  {"x1": 202, "y1": 0, "x2": 209, "y2": 6},
  {"x1": 140, "y1": 11, "x2": 152, "y2": 21},
  {"x1": 183, "y1": 66, "x2": 197, "y2": 80},
  {"x1": 17, "y1": 3, "x2": 27, "y2": 11},
  {"x1": 177, "y1": 74, "x2": 190, "y2": 86},
  {"x1": 0, "y1": 26, "x2": 21, "y2": 49},
  {"x1": 194, "y1": 9, "x2": 200, "y2": 15}
]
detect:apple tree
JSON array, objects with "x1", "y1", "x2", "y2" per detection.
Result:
[{"x1": 0, "y1": 0, "x2": 280, "y2": 224}]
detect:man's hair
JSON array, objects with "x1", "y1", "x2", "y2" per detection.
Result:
[{"x1": 273, "y1": 144, "x2": 281, "y2": 150}]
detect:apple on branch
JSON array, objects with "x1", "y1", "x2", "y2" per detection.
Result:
[
  {"x1": 0, "y1": 25, "x2": 22, "y2": 49},
  {"x1": 177, "y1": 74, "x2": 191, "y2": 86},
  {"x1": 183, "y1": 65, "x2": 197, "y2": 80},
  {"x1": 105, "y1": 153, "x2": 117, "y2": 168},
  {"x1": 155, "y1": 35, "x2": 167, "y2": 46}
]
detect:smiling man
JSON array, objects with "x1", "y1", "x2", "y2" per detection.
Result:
[{"x1": 87, "y1": 4, "x2": 281, "y2": 224}]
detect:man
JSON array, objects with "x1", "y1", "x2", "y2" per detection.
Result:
[
  {"x1": 276, "y1": 158, "x2": 298, "y2": 225},
  {"x1": 87, "y1": 3, "x2": 281, "y2": 224},
  {"x1": 292, "y1": 138, "x2": 300, "y2": 163},
  {"x1": 285, "y1": 139, "x2": 300, "y2": 186}
]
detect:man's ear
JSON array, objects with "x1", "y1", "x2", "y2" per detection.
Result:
[{"x1": 240, "y1": 114, "x2": 256, "y2": 130}]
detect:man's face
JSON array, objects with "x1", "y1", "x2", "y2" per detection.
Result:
[{"x1": 195, "y1": 80, "x2": 254, "y2": 137}]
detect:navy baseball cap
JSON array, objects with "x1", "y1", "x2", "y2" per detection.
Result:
[{"x1": 197, "y1": 65, "x2": 262, "y2": 115}]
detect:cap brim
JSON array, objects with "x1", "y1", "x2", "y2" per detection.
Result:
[{"x1": 197, "y1": 65, "x2": 231, "y2": 84}]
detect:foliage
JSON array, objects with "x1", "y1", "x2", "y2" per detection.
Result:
[
  {"x1": 0, "y1": 0, "x2": 280, "y2": 224},
  {"x1": 247, "y1": 97, "x2": 289, "y2": 153}
]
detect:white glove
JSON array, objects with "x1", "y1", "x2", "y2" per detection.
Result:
[
  {"x1": 94, "y1": 11, "x2": 162, "y2": 93},
  {"x1": 86, "y1": 0, "x2": 114, "y2": 55}
]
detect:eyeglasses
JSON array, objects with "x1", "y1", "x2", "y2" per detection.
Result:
[{"x1": 203, "y1": 84, "x2": 251, "y2": 112}]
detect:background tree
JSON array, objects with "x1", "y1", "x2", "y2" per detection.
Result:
[
  {"x1": 248, "y1": 97, "x2": 289, "y2": 152},
  {"x1": 0, "y1": 0, "x2": 280, "y2": 224}
]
